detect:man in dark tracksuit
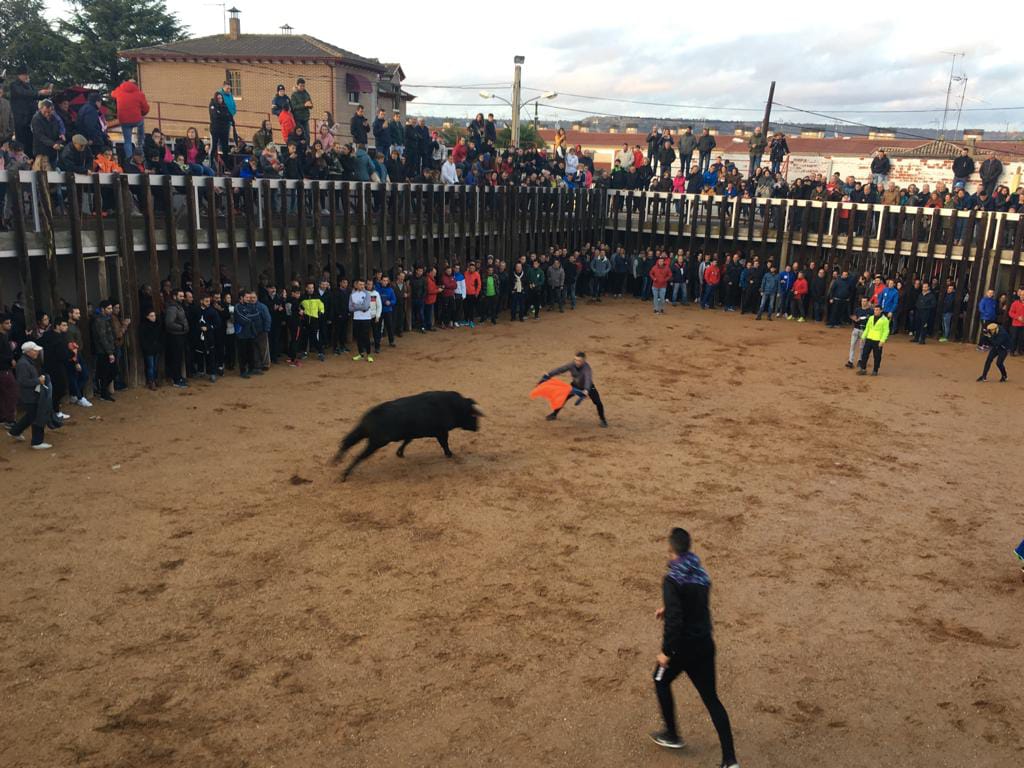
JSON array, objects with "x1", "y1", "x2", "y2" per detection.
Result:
[
  {"x1": 539, "y1": 352, "x2": 607, "y2": 427},
  {"x1": 650, "y1": 528, "x2": 738, "y2": 768}
]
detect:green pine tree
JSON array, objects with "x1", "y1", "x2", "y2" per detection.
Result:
[
  {"x1": 0, "y1": 0, "x2": 68, "y2": 88},
  {"x1": 59, "y1": 0, "x2": 187, "y2": 90}
]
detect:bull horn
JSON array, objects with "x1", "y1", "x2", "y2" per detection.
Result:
[{"x1": 472, "y1": 406, "x2": 484, "y2": 417}]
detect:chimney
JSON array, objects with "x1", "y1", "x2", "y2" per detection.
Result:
[{"x1": 227, "y1": 7, "x2": 241, "y2": 40}]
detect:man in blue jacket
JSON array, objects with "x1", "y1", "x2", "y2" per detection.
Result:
[
  {"x1": 977, "y1": 289, "x2": 997, "y2": 349},
  {"x1": 776, "y1": 264, "x2": 795, "y2": 318},
  {"x1": 878, "y1": 278, "x2": 899, "y2": 320}
]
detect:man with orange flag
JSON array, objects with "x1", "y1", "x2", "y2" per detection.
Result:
[{"x1": 534, "y1": 351, "x2": 607, "y2": 428}]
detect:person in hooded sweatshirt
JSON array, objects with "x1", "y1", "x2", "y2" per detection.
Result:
[
  {"x1": 649, "y1": 528, "x2": 738, "y2": 768},
  {"x1": 452, "y1": 265, "x2": 466, "y2": 327},
  {"x1": 140, "y1": 309, "x2": 163, "y2": 390},
  {"x1": 977, "y1": 323, "x2": 1011, "y2": 382}
]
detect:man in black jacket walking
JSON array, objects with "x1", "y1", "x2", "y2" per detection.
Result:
[{"x1": 650, "y1": 528, "x2": 738, "y2": 768}]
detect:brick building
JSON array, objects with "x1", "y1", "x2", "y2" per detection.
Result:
[
  {"x1": 538, "y1": 129, "x2": 1023, "y2": 190},
  {"x1": 119, "y1": 8, "x2": 412, "y2": 145}
]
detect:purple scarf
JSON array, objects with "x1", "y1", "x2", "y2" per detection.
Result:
[{"x1": 668, "y1": 552, "x2": 710, "y2": 587}]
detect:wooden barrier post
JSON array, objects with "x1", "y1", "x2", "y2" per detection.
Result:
[{"x1": 8, "y1": 174, "x2": 37, "y2": 326}]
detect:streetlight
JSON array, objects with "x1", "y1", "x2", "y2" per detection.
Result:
[
  {"x1": 512, "y1": 55, "x2": 524, "y2": 148},
  {"x1": 480, "y1": 90, "x2": 557, "y2": 145}
]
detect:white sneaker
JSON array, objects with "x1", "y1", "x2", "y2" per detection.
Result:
[
  {"x1": 58, "y1": 412, "x2": 71, "y2": 420},
  {"x1": 8, "y1": 430, "x2": 25, "y2": 442},
  {"x1": 31, "y1": 442, "x2": 53, "y2": 450},
  {"x1": 76, "y1": 397, "x2": 94, "y2": 408}
]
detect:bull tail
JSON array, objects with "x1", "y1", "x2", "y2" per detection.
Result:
[{"x1": 332, "y1": 424, "x2": 367, "y2": 465}]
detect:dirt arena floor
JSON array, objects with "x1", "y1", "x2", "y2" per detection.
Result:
[{"x1": 2, "y1": 300, "x2": 1021, "y2": 768}]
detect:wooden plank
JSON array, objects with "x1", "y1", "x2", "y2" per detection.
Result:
[
  {"x1": 460, "y1": 186, "x2": 469, "y2": 263},
  {"x1": 389, "y1": 182, "x2": 399, "y2": 271},
  {"x1": 92, "y1": 175, "x2": 109, "y2": 297},
  {"x1": 365, "y1": 184, "x2": 376, "y2": 276},
  {"x1": 861, "y1": 203, "x2": 875, "y2": 264},
  {"x1": 425, "y1": 185, "x2": 435, "y2": 270},
  {"x1": 716, "y1": 196, "x2": 727, "y2": 259},
  {"x1": 844, "y1": 203, "x2": 856, "y2": 267},
  {"x1": 162, "y1": 175, "x2": 179, "y2": 288},
  {"x1": 625, "y1": 192, "x2": 633, "y2": 255},
  {"x1": 357, "y1": 183, "x2": 369, "y2": 278},
  {"x1": 295, "y1": 179, "x2": 307, "y2": 280},
  {"x1": 328, "y1": 182, "x2": 338, "y2": 283},
  {"x1": 907, "y1": 209, "x2": 923, "y2": 276},
  {"x1": 342, "y1": 182, "x2": 354, "y2": 276},
  {"x1": 8, "y1": 174, "x2": 36, "y2": 326},
  {"x1": 892, "y1": 206, "x2": 906, "y2": 272},
  {"x1": 814, "y1": 202, "x2": 827, "y2": 262},
  {"x1": 278, "y1": 179, "x2": 291, "y2": 285},
  {"x1": 224, "y1": 179, "x2": 239, "y2": 292},
  {"x1": 260, "y1": 179, "x2": 274, "y2": 286},
  {"x1": 66, "y1": 173, "x2": 91, "y2": 356},
  {"x1": 139, "y1": 175, "x2": 160, "y2": 297},
  {"x1": 205, "y1": 176, "x2": 220, "y2": 292},
  {"x1": 183, "y1": 174, "x2": 200, "y2": 282},
  {"x1": 311, "y1": 180, "x2": 323, "y2": 277},
  {"x1": 874, "y1": 206, "x2": 888, "y2": 274},
  {"x1": 377, "y1": 182, "x2": 387, "y2": 273},
  {"x1": 960, "y1": 210, "x2": 981, "y2": 339},
  {"x1": 243, "y1": 178, "x2": 259, "y2": 291},
  {"x1": 34, "y1": 171, "x2": 61, "y2": 315},
  {"x1": 118, "y1": 174, "x2": 143, "y2": 387},
  {"x1": 922, "y1": 208, "x2": 940, "y2": 283},
  {"x1": 1008, "y1": 213, "x2": 1024, "y2": 292}
]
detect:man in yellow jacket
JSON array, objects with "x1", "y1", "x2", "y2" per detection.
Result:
[
  {"x1": 857, "y1": 305, "x2": 890, "y2": 376},
  {"x1": 300, "y1": 281, "x2": 325, "y2": 362}
]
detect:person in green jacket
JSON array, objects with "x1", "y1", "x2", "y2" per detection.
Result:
[
  {"x1": 527, "y1": 259, "x2": 546, "y2": 319},
  {"x1": 482, "y1": 266, "x2": 500, "y2": 325},
  {"x1": 747, "y1": 126, "x2": 767, "y2": 178},
  {"x1": 290, "y1": 78, "x2": 313, "y2": 140},
  {"x1": 857, "y1": 304, "x2": 890, "y2": 376},
  {"x1": 300, "y1": 280, "x2": 325, "y2": 361}
]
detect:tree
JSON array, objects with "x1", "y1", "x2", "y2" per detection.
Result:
[
  {"x1": 438, "y1": 123, "x2": 467, "y2": 148},
  {"x1": 0, "y1": 0, "x2": 68, "y2": 88},
  {"x1": 497, "y1": 123, "x2": 547, "y2": 149},
  {"x1": 59, "y1": 0, "x2": 187, "y2": 90}
]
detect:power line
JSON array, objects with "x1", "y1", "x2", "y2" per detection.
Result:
[{"x1": 411, "y1": 81, "x2": 1024, "y2": 116}]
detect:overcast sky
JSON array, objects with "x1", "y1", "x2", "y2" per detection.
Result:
[{"x1": 54, "y1": 0, "x2": 1024, "y2": 131}]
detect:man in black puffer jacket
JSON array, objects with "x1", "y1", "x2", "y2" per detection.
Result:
[{"x1": 650, "y1": 528, "x2": 738, "y2": 768}]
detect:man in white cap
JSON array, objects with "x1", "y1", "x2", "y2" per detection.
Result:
[{"x1": 7, "y1": 341, "x2": 52, "y2": 449}]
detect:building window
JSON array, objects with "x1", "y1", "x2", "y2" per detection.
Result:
[
  {"x1": 225, "y1": 69, "x2": 242, "y2": 97},
  {"x1": 348, "y1": 91, "x2": 361, "y2": 105}
]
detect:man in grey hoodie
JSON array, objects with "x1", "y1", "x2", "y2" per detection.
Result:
[{"x1": 547, "y1": 258, "x2": 566, "y2": 313}]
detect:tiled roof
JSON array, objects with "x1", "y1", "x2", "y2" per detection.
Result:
[
  {"x1": 538, "y1": 129, "x2": 1022, "y2": 158},
  {"x1": 120, "y1": 34, "x2": 385, "y2": 71}
]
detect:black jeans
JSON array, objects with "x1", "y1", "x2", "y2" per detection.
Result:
[
  {"x1": 551, "y1": 384, "x2": 606, "y2": 423},
  {"x1": 166, "y1": 334, "x2": 186, "y2": 382},
  {"x1": 353, "y1": 319, "x2": 372, "y2": 355},
  {"x1": 653, "y1": 638, "x2": 736, "y2": 765},
  {"x1": 237, "y1": 338, "x2": 258, "y2": 374},
  {"x1": 981, "y1": 347, "x2": 1008, "y2": 379},
  {"x1": 10, "y1": 402, "x2": 44, "y2": 445},
  {"x1": 859, "y1": 339, "x2": 883, "y2": 372}
]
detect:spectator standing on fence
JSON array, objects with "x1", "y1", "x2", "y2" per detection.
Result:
[
  {"x1": 769, "y1": 132, "x2": 789, "y2": 175},
  {"x1": 10, "y1": 65, "x2": 52, "y2": 153},
  {"x1": 217, "y1": 80, "x2": 239, "y2": 142},
  {"x1": 696, "y1": 129, "x2": 715, "y2": 174},
  {"x1": 0, "y1": 83, "x2": 15, "y2": 147},
  {"x1": 112, "y1": 78, "x2": 149, "y2": 162},
  {"x1": 349, "y1": 104, "x2": 368, "y2": 146},
  {"x1": 870, "y1": 150, "x2": 891, "y2": 185},
  {"x1": 979, "y1": 155, "x2": 1002, "y2": 196},
  {"x1": 290, "y1": 78, "x2": 313, "y2": 140},
  {"x1": 747, "y1": 127, "x2": 766, "y2": 178},
  {"x1": 30, "y1": 99, "x2": 63, "y2": 171},
  {"x1": 388, "y1": 111, "x2": 404, "y2": 157},
  {"x1": 208, "y1": 92, "x2": 233, "y2": 167},
  {"x1": 952, "y1": 148, "x2": 974, "y2": 188}
]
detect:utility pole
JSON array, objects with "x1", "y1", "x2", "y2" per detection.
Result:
[
  {"x1": 760, "y1": 80, "x2": 775, "y2": 136},
  {"x1": 940, "y1": 51, "x2": 965, "y2": 139},
  {"x1": 511, "y1": 55, "x2": 524, "y2": 148}
]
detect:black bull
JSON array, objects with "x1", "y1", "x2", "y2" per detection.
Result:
[{"x1": 332, "y1": 391, "x2": 482, "y2": 480}]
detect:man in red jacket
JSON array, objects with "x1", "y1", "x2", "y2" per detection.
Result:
[
  {"x1": 789, "y1": 271, "x2": 809, "y2": 322},
  {"x1": 649, "y1": 255, "x2": 673, "y2": 314},
  {"x1": 1009, "y1": 287, "x2": 1024, "y2": 356},
  {"x1": 111, "y1": 78, "x2": 150, "y2": 163},
  {"x1": 701, "y1": 259, "x2": 721, "y2": 309}
]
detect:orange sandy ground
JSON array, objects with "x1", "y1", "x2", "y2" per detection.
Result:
[{"x1": 1, "y1": 300, "x2": 1021, "y2": 768}]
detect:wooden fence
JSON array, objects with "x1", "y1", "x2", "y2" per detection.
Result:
[{"x1": 2, "y1": 172, "x2": 1021, "y2": 386}]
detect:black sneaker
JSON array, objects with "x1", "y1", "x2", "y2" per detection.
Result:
[
  {"x1": 649, "y1": 730, "x2": 685, "y2": 749},
  {"x1": 545, "y1": 412, "x2": 558, "y2": 421},
  {"x1": 600, "y1": 419, "x2": 609, "y2": 428},
  {"x1": 844, "y1": 361, "x2": 854, "y2": 369},
  {"x1": 100, "y1": 392, "x2": 116, "y2": 402}
]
